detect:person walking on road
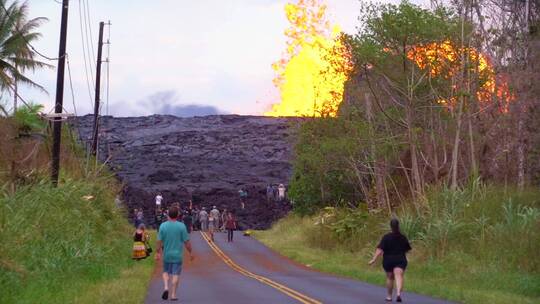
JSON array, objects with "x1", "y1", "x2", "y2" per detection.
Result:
[
  {"x1": 199, "y1": 207, "x2": 209, "y2": 231},
  {"x1": 225, "y1": 211, "x2": 237, "y2": 242},
  {"x1": 183, "y1": 210, "x2": 193, "y2": 233},
  {"x1": 221, "y1": 208, "x2": 228, "y2": 231},
  {"x1": 208, "y1": 213, "x2": 216, "y2": 242},
  {"x1": 155, "y1": 208, "x2": 164, "y2": 231},
  {"x1": 192, "y1": 206, "x2": 200, "y2": 231},
  {"x1": 156, "y1": 206, "x2": 194, "y2": 301},
  {"x1": 210, "y1": 206, "x2": 220, "y2": 232},
  {"x1": 369, "y1": 218, "x2": 412, "y2": 303}
]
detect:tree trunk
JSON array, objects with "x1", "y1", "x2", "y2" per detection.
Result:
[
  {"x1": 406, "y1": 107, "x2": 423, "y2": 197},
  {"x1": 517, "y1": 116, "x2": 526, "y2": 190},
  {"x1": 451, "y1": 97, "x2": 464, "y2": 190},
  {"x1": 365, "y1": 93, "x2": 387, "y2": 209},
  {"x1": 468, "y1": 114, "x2": 477, "y2": 178}
]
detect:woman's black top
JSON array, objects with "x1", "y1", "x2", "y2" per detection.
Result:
[{"x1": 377, "y1": 232, "x2": 412, "y2": 260}]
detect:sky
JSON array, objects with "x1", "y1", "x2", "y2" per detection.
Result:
[{"x1": 19, "y1": 0, "x2": 426, "y2": 117}]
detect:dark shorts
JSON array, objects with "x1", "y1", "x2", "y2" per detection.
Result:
[
  {"x1": 163, "y1": 262, "x2": 182, "y2": 275},
  {"x1": 382, "y1": 257, "x2": 407, "y2": 273}
]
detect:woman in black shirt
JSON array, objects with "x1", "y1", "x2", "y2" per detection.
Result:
[{"x1": 369, "y1": 219, "x2": 412, "y2": 302}]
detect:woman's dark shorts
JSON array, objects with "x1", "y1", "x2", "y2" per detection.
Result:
[{"x1": 382, "y1": 256, "x2": 408, "y2": 272}]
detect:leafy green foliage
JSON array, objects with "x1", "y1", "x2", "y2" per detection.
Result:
[
  {"x1": 0, "y1": 0, "x2": 51, "y2": 96},
  {"x1": 289, "y1": 117, "x2": 368, "y2": 214},
  {"x1": 13, "y1": 102, "x2": 45, "y2": 135}
]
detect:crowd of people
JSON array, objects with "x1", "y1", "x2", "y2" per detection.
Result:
[
  {"x1": 266, "y1": 183, "x2": 287, "y2": 203},
  {"x1": 131, "y1": 195, "x2": 240, "y2": 259},
  {"x1": 132, "y1": 190, "x2": 413, "y2": 303}
]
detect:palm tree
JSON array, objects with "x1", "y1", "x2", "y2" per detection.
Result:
[{"x1": 0, "y1": 0, "x2": 51, "y2": 112}]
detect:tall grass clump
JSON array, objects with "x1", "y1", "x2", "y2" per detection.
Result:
[
  {"x1": 0, "y1": 175, "x2": 140, "y2": 303},
  {"x1": 410, "y1": 184, "x2": 540, "y2": 272}
]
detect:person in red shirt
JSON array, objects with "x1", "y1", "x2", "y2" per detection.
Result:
[{"x1": 225, "y1": 211, "x2": 237, "y2": 242}]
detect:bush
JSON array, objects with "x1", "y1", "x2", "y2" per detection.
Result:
[{"x1": 13, "y1": 104, "x2": 46, "y2": 136}]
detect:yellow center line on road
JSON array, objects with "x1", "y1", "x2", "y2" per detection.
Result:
[{"x1": 199, "y1": 232, "x2": 323, "y2": 304}]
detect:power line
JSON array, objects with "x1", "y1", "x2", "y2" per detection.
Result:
[
  {"x1": 80, "y1": 0, "x2": 95, "y2": 86},
  {"x1": 84, "y1": 0, "x2": 96, "y2": 62},
  {"x1": 77, "y1": 0, "x2": 94, "y2": 108},
  {"x1": 0, "y1": 1, "x2": 61, "y2": 61},
  {"x1": 66, "y1": 53, "x2": 77, "y2": 116}
]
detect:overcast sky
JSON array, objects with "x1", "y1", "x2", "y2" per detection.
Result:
[{"x1": 20, "y1": 0, "x2": 427, "y2": 117}]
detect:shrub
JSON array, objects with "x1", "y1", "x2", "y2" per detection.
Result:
[{"x1": 13, "y1": 104, "x2": 46, "y2": 136}]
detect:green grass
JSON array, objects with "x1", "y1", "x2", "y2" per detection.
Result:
[
  {"x1": 0, "y1": 178, "x2": 155, "y2": 303},
  {"x1": 0, "y1": 117, "x2": 155, "y2": 303},
  {"x1": 73, "y1": 231, "x2": 156, "y2": 304},
  {"x1": 254, "y1": 186, "x2": 540, "y2": 304}
]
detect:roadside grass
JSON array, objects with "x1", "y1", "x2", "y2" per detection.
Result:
[
  {"x1": 0, "y1": 178, "x2": 155, "y2": 304},
  {"x1": 0, "y1": 118, "x2": 155, "y2": 303},
  {"x1": 73, "y1": 231, "x2": 156, "y2": 304},
  {"x1": 254, "y1": 185, "x2": 540, "y2": 304}
]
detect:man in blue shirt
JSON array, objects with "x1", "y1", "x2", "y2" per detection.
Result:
[{"x1": 156, "y1": 206, "x2": 194, "y2": 301}]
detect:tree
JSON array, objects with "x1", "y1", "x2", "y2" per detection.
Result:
[
  {"x1": 348, "y1": 2, "x2": 466, "y2": 198},
  {"x1": 0, "y1": 0, "x2": 51, "y2": 112},
  {"x1": 468, "y1": 0, "x2": 539, "y2": 188}
]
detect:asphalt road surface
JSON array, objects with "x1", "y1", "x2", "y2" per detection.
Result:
[{"x1": 145, "y1": 231, "x2": 453, "y2": 304}]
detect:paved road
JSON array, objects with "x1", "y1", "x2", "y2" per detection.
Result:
[{"x1": 145, "y1": 231, "x2": 453, "y2": 304}]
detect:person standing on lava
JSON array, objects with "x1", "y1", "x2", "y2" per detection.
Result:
[
  {"x1": 238, "y1": 188, "x2": 248, "y2": 209},
  {"x1": 155, "y1": 193, "x2": 163, "y2": 208}
]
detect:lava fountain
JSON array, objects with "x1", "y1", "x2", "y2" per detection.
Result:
[{"x1": 265, "y1": 0, "x2": 353, "y2": 117}]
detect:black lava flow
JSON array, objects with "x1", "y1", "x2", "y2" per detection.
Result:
[{"x1": 71, "y1": 114, "x2": 303, "y2": 229}]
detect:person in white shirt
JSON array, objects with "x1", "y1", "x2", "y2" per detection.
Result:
[
  {"x1": 155, "y1": 193, "x2": 163, "y2": 207},
  {"x1": 278, "y1": 184, "x2": 286, "y2": 201},
  {"x1": 210, "y1": 206, "x2": 220, "y2": 232},
  {"x1": 199, "y1": 207, "x2": 209, "y2": 231}
]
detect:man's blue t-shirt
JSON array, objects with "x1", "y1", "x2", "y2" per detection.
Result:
[{"x1": 158, "y1": 220, "x2": 189, "y2": 263}]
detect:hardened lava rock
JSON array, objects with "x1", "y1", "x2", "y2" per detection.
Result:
[{"x1": 71, "y1": 114, "x2": 301, "y2": 229}]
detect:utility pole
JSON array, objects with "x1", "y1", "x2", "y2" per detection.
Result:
[
  {"x1": 91, "y1": 21, "x2": 105, "y2": 155},
  {"x1": 51, "y1": 0, "x2": 70, "y2": 186}
]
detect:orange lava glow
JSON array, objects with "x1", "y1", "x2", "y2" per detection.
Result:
[
  {"x1": 265, "y1": 0, "x2": 352, "y2": 117},
  {"x1": 406, "y1": 40, "x2": 513, "y2": 112}
]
